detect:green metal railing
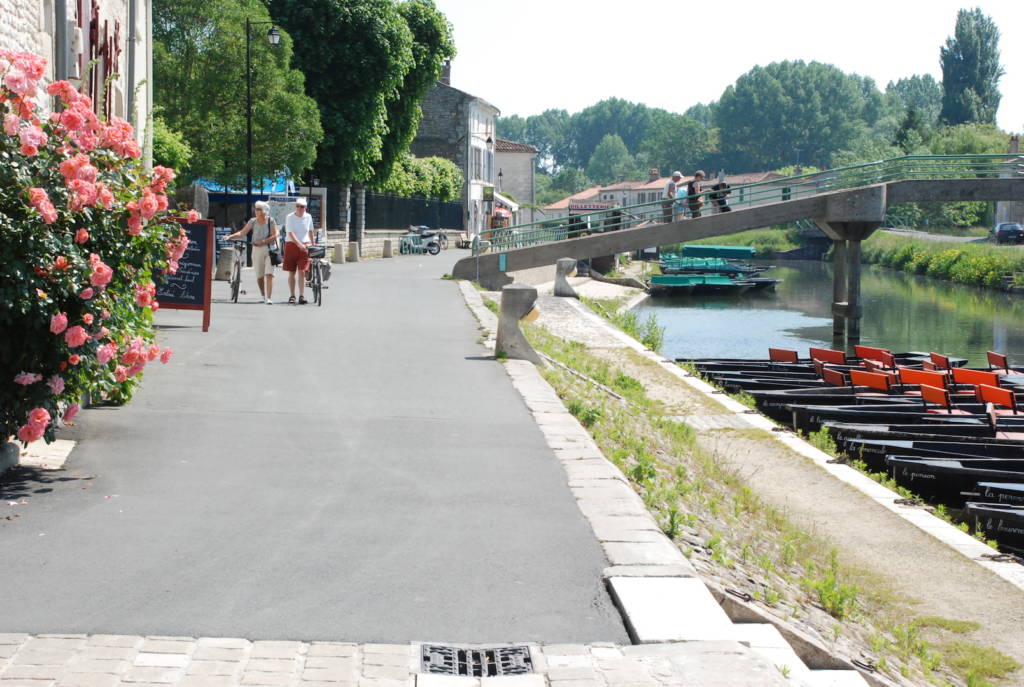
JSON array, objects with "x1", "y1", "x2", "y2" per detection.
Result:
[{"x1": 473, "y1": 154, "x2": 1024, "y2": 255}]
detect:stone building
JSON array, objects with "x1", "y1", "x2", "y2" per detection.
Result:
[
  {"x1": 0, "y1": 0, "x2": 153, "y2": 151},
  {"x1": 494, "y1": 137, "x2": 537, "y2": 224},
  {"x1": 411, "y1": 65, "x2": 515, "y2": 236}
]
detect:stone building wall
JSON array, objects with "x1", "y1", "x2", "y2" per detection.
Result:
[
  {"x1": 495, "y1": 150, "x2": 535, "y2": 222},
  {"x1": 410, "y1": 82, "x2": 468, "y2": 174}
]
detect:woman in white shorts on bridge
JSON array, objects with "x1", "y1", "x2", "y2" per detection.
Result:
[{"x1": 227, "y1": 200, "x2": 280, "y2": 304}]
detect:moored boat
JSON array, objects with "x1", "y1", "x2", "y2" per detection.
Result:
[
  {"x1": 963, "y1": 502, "x2": 1024, "y2": 552},
  {"x1": 885, "y1": 456, "x2": 1024, "y2": 502}
]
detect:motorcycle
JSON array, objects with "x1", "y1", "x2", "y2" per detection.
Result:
[{"x1": 401, "y1": 225, "x2": 443, "y2": 255}]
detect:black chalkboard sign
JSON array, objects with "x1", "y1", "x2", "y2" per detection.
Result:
[
  {"x1": 306, "y1": 194, "x2": 322, "y2": 228},
  {"x1": 156, "y1": 218, "x2": 213, "y2": 331}
]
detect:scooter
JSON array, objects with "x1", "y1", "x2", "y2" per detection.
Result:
[{"x1": 401, "y1": 225, "x2": 442, "y2": 255}]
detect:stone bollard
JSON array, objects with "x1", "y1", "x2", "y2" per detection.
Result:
[
  {"x1": 0, "y1": 440, "x2": 19, "y2": 475},
  {"x1": 214, "y1": 246, "x2": 235, "y2": 280},
  {"x1": 496, "y1": 284, "x2": 544, "y2": 366},
  {"x1": 382, "y1": 239, "x2": 393, "y2": 258},
  {"x1": 554, "y1": 257, "x2": 579, "y2": 298},
  {"x1": 347, "y1": 241, "x2": 360, "y2": 262},
  {"x1": 332, "y1": 243, "x2": 346, "y2": 264}
]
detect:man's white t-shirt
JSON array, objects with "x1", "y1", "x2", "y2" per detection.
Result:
[
  {"x1": 665, "y1": 179, "x2": 679, "y2": 199},
  {"x1": 285, "y1": 212, "x2": 314, "y2": 243}
]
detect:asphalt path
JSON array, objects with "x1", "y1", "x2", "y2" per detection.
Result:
[{"x1": 1, "y1": 249, "x2": 628, "y2": 644}]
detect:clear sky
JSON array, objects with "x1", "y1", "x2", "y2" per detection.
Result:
[{"x1": 432, "y1": 0, "x2": 1023, "y2": 134}]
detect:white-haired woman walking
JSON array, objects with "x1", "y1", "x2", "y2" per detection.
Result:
[{"x1": 227, "y1": 201, "x2": 280, "y2": 304}]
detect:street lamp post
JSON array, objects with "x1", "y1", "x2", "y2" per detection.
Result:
[{"x1": 245, "y1": 19, "x2": 280, "y2": 261}]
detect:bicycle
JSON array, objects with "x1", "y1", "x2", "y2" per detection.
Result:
[
  {"x1": 227, "y1": 240, "x2": 247, "y2": 303},
  {"x1": 305, "y1": 244, "x2": 328, "y2": 306}
]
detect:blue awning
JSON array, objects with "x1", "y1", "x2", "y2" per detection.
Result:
[{"x1": 197, "y1": 175, "x2": 295, "y2": 195}]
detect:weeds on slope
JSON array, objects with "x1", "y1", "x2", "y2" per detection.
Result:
[{"x1": 525, "y1": 323, "x2": 1019, "y2": 687}]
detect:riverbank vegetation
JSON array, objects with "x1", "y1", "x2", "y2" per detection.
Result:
[
  {"x1": 859, "y1": 233, "x2": 1024, "y2": 288},
  {"x1": 522, "y1": 318, "x2": 1020, "y2": 686}
]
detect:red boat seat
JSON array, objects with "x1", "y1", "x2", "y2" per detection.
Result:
[
  {"x1": 920, "y1": 384, "x2": 970, "y2": 414},
  {"x1": 930, "y1": 352, "x2": 952, "y2": 370},
  {"x1": 849, "y1": 369, "x2": 893, "y2": 394},
  {"x1": 854, "y1": 345, "x2": 891, "y2": 366},
  {"x1": 810, "y1": 347, "x2": 847, "y2": 365},
  {"x1": 769, "y1": 347, "x2": 799, "y2": 363},
  {"x1": 987, "y1": 351, "x2": 1017, "y2": 375},
  {"x1": 977, "y1": 384, "x2": 1020, "y2": 415},
  {"x1": 951, "y1": 367, "x2": 1000, "y2": 390},
  {"x1": 821, "y1": 367, "x2": 848, "y2": 387},
  {"x1": 898, "y1": 367, "x2": 948, "y2": 392},
  {"x1": 922, "y1": 360, "x2": 937, "y2": 371}
]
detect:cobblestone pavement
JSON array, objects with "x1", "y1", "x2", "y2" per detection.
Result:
[{"x1": 0, "y1": 634, "x2": 793, "y2": 687}]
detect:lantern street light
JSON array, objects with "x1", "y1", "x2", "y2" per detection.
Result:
[{"x1": 244, "y1": 19, "x2": 281, "y2": 261}]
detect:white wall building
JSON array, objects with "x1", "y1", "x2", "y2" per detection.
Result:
[{"x1": 0, "y1": 0, "x2": 153, "y2": 152}]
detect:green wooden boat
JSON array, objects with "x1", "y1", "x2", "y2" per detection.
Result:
[{"x1": 649, "y1": 273, "x2": 756, "y2": 295}]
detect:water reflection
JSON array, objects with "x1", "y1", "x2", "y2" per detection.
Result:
[{"x1": 634, "y1": 260, "x2": 1024, "y2": 367}]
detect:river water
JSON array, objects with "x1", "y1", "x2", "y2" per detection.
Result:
[{"x1": 632, "y1": 260, "x2": 1024, "y2": 367}]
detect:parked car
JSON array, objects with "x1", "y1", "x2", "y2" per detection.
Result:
[{"x1": 991, "y1": 222, "x2": 1024, "y2": 244}]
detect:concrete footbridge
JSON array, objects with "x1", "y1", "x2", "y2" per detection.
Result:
[{"x1": 453, "y1": 154, "x2": 1024, "y2": 342}]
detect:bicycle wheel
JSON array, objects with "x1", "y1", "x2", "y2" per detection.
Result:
[
  {"x1": 230, "y1": 256, "x2": 241, "y2": 303},
  {"x1": 312, "y1": 263, "x2": 323, "y2": 306}
]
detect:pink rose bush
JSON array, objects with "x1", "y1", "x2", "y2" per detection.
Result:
[{"x1": 1, "y1": 50, "x2": 180, "y2": 445}]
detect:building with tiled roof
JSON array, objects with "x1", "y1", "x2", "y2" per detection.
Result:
[{"x1": 494, "y1": 138, "x2": 538, "y2": 223}]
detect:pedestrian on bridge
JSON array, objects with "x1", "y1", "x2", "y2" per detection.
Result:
[
  {"x1": 687, "y1": 170, "x2": 705, "y2": 218},
  {"x1": 664, "y1": 171, "x2": 683, "y2": 223}
]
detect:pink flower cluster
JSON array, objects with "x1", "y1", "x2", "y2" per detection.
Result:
[
  {"x1": 17, "y1": 407, "x2": 50, "y2": 443},
  {"x1": 165, "y1": 228, "x2": 190, "y2": 274},
  {"x1": 135, "y1": 281, "x2": 156, "y2": 309},
  {"x1": 28, "y1": 187, "x2": 57, "y2": 223},
  {"x1": 14, "y1": 372, "x2": 42, "y2": 385},
  {"x1": 88, "y1": 253, "x2": 113, "y2": 287}
]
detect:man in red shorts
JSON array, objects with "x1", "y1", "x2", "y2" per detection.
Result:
[{"x1": 283, "y1": 197, "x2": 314, "y2": 304}]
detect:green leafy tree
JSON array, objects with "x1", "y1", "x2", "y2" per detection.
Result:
[
  {"x1": 684, "y1": 102, "x2": 715, "y2": 128},
  {"x1": 893, "y1": 105, "x2": 929, "y2": 154},
  {"x1": 939, "y1": 7, "x2": 1004, "y2": 125},
  {"x1": 637, "y1": 110, "x2": 714, "y2": 175},
  {"x1": 497, "y1": 109, "x2": 571, "y2": 172},
  {"x1": 153, "y1": 0, "x2": 322, "y2": 185},
  {"x1": 151, "y1": 116, "x2": 192, "y2": 175},
  {"x1": 886, "y1": 74, "x2": 942, "y2": 127},
  {"x1": 369, "y1": 0, "x2": 456, "y2": 187},
  {"x1": 928, "y1": 123, "x2": 1009, "y2": 155},
  {"x1": 374, "y1": 153, "x2": 462, "y2": 201},
  {"x1": 566, "y1": 98, "x2": 653, "y2": 168},
  {"x1": 586, "y1": 134, "x2": 640, "y2": 185},
  {"x1": 266, "y1": 0, "x2": 414, "y2": 183},
  {"x1": 715, "y1": 61, "x2": 877, "y2": 170}
]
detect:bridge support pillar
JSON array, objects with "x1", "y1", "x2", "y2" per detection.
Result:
[
  {"x1": 497, "y1": 284, "x2": 544, "y2": 366},
  {"x1": 816, "y1": 213, "x2": 882, "y2": 346}
]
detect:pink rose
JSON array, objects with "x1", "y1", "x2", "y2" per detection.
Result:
[
  {"x1": 50, "y1": 312, "x2": 68, "y2": 334},
  {"x1": 126, "y1": 361, "x2": 145, "y2": 378},
  {"x1": 14, "y1": 372, "x2": 42, "y2": 385},
  {"x1": 68, "y1": 354, "x2": 81, "y2": 365},
  {"x1": 80, "y1": 287, "x2": 94, "y2": 300},
  {"x1": 96, "y1": 343, "x2": 115, "y2": 365},
  {"x1": 64, "y1": 403, "x2": 81, "y2": 422},
  {"x1": 28, "y1": 407, "x2": 51, "y2": 428},
  {"x1": 160, "y1": 347, "x2": 173, "y2": 364},
  {"x1": 17, "y1": 423, "x2": 44, "y2": 443},
  {"x1": 113, "y1": 365, "x2": 128, "y2": 383},
  {"x1": 64, "y1": 325, "x2": 88, "y2": 348},
  {"x1": 76, "y1": 228, "x2": 89, "y2": 243},
  {"x1": 90, "y1": 260, "x2": 113, "y2": 287},
  {"x1": 187, "y1": 209, "x2": 200, "y2": 223},
  {"x1": 83, "y1": 313, "x2": 94, "y2": 324},
  {"x1": 147, "y1": 344, "x2": 161, "y2": 362},
  {"x1": 3, "y1": 112, "x2": 18, "y2": 135},
  {"x1": 47, "y1": 375, "x2": 65, "y2": 395},
  {"x1": 19, "y1": 143, "x2": 37, "y2": 156}
]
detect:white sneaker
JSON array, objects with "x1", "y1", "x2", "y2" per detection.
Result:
[{"x1": 265, "y1": 298, "x2": 273, "y2": 305}]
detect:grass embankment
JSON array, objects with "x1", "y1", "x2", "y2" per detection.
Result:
[
  {"x1": 860, "y1": 233, "x2": 1024, "y2": 288},
  {"x1": 664, "y1": 227, "x2": 801, "y2": 257},
  {"x1": 522, "y1": 301, "x2": 1019, "y2": 687}
]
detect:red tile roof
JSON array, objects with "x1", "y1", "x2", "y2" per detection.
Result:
[
  {"x1": 542, "y1": 185, "x2": 602, "y2": 210},
  {"x1": 495, "y1": 138, "x2": 537, "y2": 153}
]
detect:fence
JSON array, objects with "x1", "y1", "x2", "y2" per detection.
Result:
[{"x1": 365, "y1": 193, "x2": 463, "y2": 230}]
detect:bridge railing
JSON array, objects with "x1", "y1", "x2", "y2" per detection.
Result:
[{"x1": 473, "y1": 154, "x2": 1024, "y2": 255}]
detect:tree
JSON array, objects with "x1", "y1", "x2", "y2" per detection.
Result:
[
  {"x1": 586, "y1": 134, "x2": 640, "y2": 185},
  {"x1": 153, "y1": 0, "x2": 322, "y2": 186},
  {"x1": 266, "y1": 0, "x2": 415, "y2": 183},
  {"x1": 636, "y1": 110, "x2": 714, "y2": 176},
  {"x1": 151, "y1": 116, "x2": 192, "y2": 174},
  {"x1": 928, "y1": 123, "x2": 1009, "y2": 155},
  {"x1": 893, "y1": 105, "x2": 929, "y2": 154},
  {"x1": 939, "y1": 7, "x2": 1004, "y2": 125},
  {"x1": 564, "y1": 98, "x2": 653, "y2": 168},
  {"x1": 373, "y1": 153, "x2": 462, "y2": 201},
  {"x1": 715, "y1": 61, "x2": 877, "y2": 170},
  {"x1": 886, "y1": 74, "x2": 942, "y2": 127},
  {"x1": 370, "y1": 0, "x2": 456, "y2": 188},
  {"x1": 496, "y1": 109, "x2": 570, "y2": 172}
]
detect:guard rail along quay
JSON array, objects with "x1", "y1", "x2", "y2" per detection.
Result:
[{"x1": 454, "y1": 153, "x2": 1024, "y2": 343}]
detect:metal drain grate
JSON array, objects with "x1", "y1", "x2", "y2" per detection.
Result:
[{"x1": 420, "y1": 645, "x2": 533, "y2": 677}]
